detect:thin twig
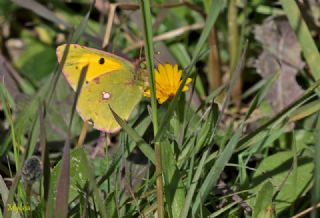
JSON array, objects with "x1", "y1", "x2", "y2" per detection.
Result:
[
  {"x1": 292, "y1": 203, "x2": 320, "y2": 218},
  {"x1": 102, "y1": 3, "x2": 117, "y2": 48},
  {"x1": 76, "y1": 121, "x2": 89, "y2": 148},
  {"x1": 153, "y1": 1, "x2": 205, "y2": 17},
  {"x1": 124, "y1": 23, "x2": 204, "y2": 52},
  {"x1": 102, "y1": 1, "x2": 205, "y2": 49},
  {"x1": 97, "y1": 1, "x2": 205, "y2": 14}
]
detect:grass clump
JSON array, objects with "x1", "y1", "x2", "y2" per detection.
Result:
[{"x1": 0, "y1": 0, "x2": 320, "y2": 217}]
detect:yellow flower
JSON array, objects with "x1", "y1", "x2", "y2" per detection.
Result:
[{"x1": 144, "y1": 64, "x2": 192, "y2": 104}]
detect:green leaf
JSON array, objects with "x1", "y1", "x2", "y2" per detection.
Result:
[
  {"x1": 49, "y1": 147, "x2": 107, "y2": 217},
  {"x1": 16, "y1": 34, "x2": 56, "y2": 85},
  {"x1": 253, "y1": 181, "x2": 274, "y2": 218},
  {"x1": 50, "y1": 148, "x2": 90, "y2": 205},
  {"x1": 250, "y1": 151, "x2": 313, "y2": 213}
]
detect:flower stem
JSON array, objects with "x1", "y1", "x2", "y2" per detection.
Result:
[
  {"x1": 140, "y1": 0, "x2": 164, "y2": 217},
  {"x1": 155, "y1": 142, "x2": 164, "y2": 217}
]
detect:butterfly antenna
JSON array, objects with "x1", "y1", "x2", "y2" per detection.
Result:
[
  {"x1": 139, "y1": 45, "x2": 144, "y2": 60},
  {"x1": 154, "y1": 51, "x2": 161, "y2": 64}
]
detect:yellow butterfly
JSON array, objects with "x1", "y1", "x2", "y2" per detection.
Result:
[{"x1": 56, "y1": 44, "x2": 143, "y2": 133}]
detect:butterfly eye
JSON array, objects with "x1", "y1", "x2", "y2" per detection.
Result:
[{"x1": 102, "y1": 91, "x2": 111, "y2": 100}]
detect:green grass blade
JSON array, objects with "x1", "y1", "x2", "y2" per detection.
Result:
[
  {"x1": 39, "y1": 104, "x2": 51, "y2": 217},
  {"x1": 289, "y1": 100, "x2": 320, "y2": 122},
  {"x1": 25, "y1": 115, "x2": 39, "y2": 159},
  {"x1": 245, "y1": 72, "x2": 279, "y2": 120},
  {"x1": 68, "y1": 65, "x2": 87, "y2": 131},
  {"x1": 0, "y1": 175, "x2": 8, "y2": 205},
  {"x1": 208, "y1": 202, "x2": 238, "y2": 217},
  {"x1": 71, "y1": 2, "x2": 93, "y2": 43},
  {"x1": 280, "y1": 0, "x2": 320, "y2": 79},
  {"x1": 180, "y1": 150, "x2": 209, "y2": 218},
  {"x1": 3, "y1": 171, "x2": 22, "y2": 218},
  {"x1": 84, "y1": 157, "x2": 107, "y2": 218},
  {"x1": 105, "y1": 192, "x2": 117, "y2": 218},
  {"x1": 47, "y1": 1, "x2": 92, "y2": 107},
  {"x1": 0, "y1": 96, "x2": 39, "y2": 157},
  {"x1": 97, "y1": 153, "x2": 122, "y2": 186},
  {"x1": 169, "y1": 43, "x2": 206, "y2": 97},
  {"x1": 140, "y1": 0, "x2": 158, "y2": 133},
  {"x1": 237, "y1": 79, "x2": 320, "y2": 152},
  {"x1": 190, "y1": 0, "x2": 226, "y2": 65},
  {"x1": 140, "y1": 1, "x2": 164, "y2": 216},
  {"x1": 202, "y1": 42, "x2": 247, "y2": 152},
  {"x1": 312, "y1": 113, "x2": 320, "y2": 217},
  {"x1": 12, "y1": 0, "x2": 70, "y2": 28},
  {"x1": 0, "y1": 84, "x2": 21, "y2": 170},
  {"x1": 54, "y1": 141, "x2": 70, "y2": 218},
  {"x1": 155, "y1": 0, "x2": 226, "y2": 142},
  {"x1": 109, "y1": 106, "x2": 155, "y2": 164},
  {"x1": 55, "y1": 62, "x2": 88, "y2": 217},
  {"x1": 192, "y1": 125, "x2": 243, "y2": 214}
]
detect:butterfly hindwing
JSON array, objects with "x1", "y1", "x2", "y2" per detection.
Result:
[{"x1": 76, "y1": 69, "x2": 143, "y2": 133}]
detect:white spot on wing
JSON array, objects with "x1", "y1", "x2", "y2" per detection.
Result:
[{"x1": 102, "y1": 91, "x2": 111, "y2": 100}]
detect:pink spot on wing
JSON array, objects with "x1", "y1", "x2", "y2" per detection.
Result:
[{"x1": 94, "y1": 77, "x2": 100, "y2": 84}]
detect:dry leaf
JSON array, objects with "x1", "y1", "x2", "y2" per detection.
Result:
[{"x1": 254, "y1": 16, "x2": 304, "y2": 114}]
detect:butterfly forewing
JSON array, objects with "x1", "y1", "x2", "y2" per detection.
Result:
[{"x1": 56, "y1": 44, "x2": 135, "y2": 90}]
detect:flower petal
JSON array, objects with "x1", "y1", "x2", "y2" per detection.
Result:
[
  {"x1": 144, "y1": 63, "x2": 192, "y2": 104},
  {"x1": 144, "y1": 89, "x2": 151, "y2": 97},
  {"x1": 182, "y1": 86, "x2": 189, "y2": 92},
  {"x1": 173, "y1": 65, "x2": 181, "y2": 86},
  {"x1": 186, "y1": 78, "x2": 192, "y2": 84},
  {"x1": 158, "y1": 95, "x2": 169, "y2": 104},
  {"x1": 164, "y1": 64, "x2": 173, "y2": 89}
]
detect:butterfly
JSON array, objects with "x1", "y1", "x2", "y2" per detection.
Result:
[{"x1": 56, "y1": 44, "x2": 144, "y2": 133}]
